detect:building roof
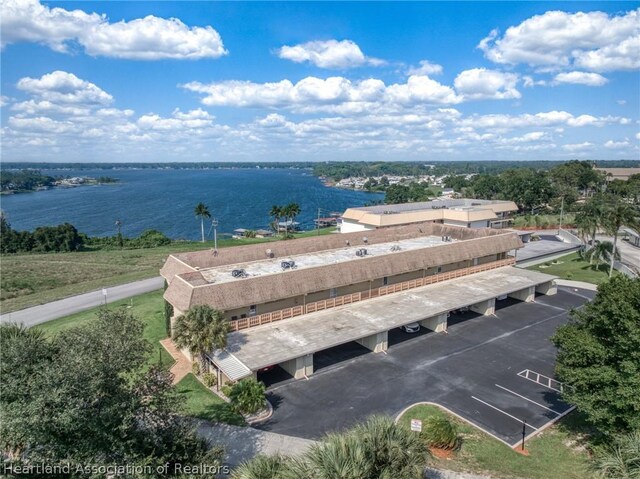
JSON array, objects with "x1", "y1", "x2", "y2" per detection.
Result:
[
  {"x1": 163, "y1": 222, "x2": 523, "y2": 312},
  {"x1": 595, "y1": 167, "x2": 640, "y2": 181},
  {"x1": 224, "y1": 266, "x2": 558, "y2": 373},
  {"x1": 341, "y1": 198, "x2": 518, "y2": 228}
]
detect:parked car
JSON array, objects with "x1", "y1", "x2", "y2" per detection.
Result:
[{"x1": 401, "y1": 322, "x2": 421, "y2": 333}]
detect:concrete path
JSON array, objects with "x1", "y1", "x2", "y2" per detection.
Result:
[
  {"x1": 0, "y1": 276, "x2": 164, "y2": 327},
  {"x1": 160, "y1": 338, "x2": 191, "y2": 384},
  {"x1": 555, "y1": 279, "x2": 598, "y2": 291},
  {"x1": 595, "y1": 234, "x2": 640, "y2": 271},
  {"x1": 196, "y1": 421, "x2": 316, "y2": 467}
]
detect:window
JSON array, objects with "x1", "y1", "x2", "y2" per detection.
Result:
[
  {"x1": 240, "y1": 314, "x2": 247, "y2": 319},
  {"x1": 437, "y1": 266, "x2": 442, "y2": 273},
  {"x1": 329, "y1": 288, "x2": 338, "y2": 298},
  {"x1": 383, "y1": 276, "x2": 388, "y2": 286},
  {"x1": 231, "y1": 315, "x2": 238, "y2": 321},
  {"x1": 249, "y1": 305, "x2": 257, "y2": 316}
]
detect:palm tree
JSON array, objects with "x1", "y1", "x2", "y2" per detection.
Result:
[
  {"x1": 575, "y1": 196, "x2": 604, "y2": 250},
  {"x1": 194, "y1": 202, "x2": 211, "y2": 243},
  {"x1": 286, "y1": 202, "x2": 301, "y2": 231},
  {"x1": 228, "y1": 378, "x2": 266, "y2": 414},
  {"x1": 232, "y1": 455, "x2": 291, "y2": 479},
  {"x1": 602, "y1": 196, "x2": 639, "y2": 277},
  {"x1": 591, "y1": 431, "x2": 640, "y2": 478},
  {"x1": 587, "y1": 241, "x2": 619, "y2": 270},
  {"x1": 269, "y1": 205, "x2": 282, "y2": 235},
  {"x1": 172, "y1": 305, "x2": 230, "y2": 367}
]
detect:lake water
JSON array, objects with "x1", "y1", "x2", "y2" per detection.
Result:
[{"x1": 0, "y1": 168, "x2": 383, "y2": 240}]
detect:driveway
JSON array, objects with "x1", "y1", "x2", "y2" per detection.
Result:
[{"x1": 256, "y1": 288, "x2": 593, "y2": 446}]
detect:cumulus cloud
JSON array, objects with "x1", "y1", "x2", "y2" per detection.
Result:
[
  {"x1": 0, "y1": 0, "x2": 227, "y2": 60},
  {"x1": 407, "y1": 60, "x2": 444, "y2": 76},
  {"x1": 478, "y1": 9, "x2": 640, "y2": 71},
  {"x1": 453, "y1": 68, "x2": 520, "y2": 100},
  {"x1": 182, "y1": 75, "x2": 462, "y2": 110},
  {"x1": 562, "y1": 142, "x2": 594, "y2": 151},
  {"x1": 16, "y1": 71, "x2": 113, "y2": 104},
  {"x1": 277, "y1": 39, "x2": 384, "y2": 69},
  {"x1": 604, "y1": 139, "x2": 631, "y2": 148},
  {"x1": 553, "y1": 71, "x2": 608, "y2": 86}
]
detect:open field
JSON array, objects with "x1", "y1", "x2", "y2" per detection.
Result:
[
  {"x1": 527, "y1": 252, "x2": 612, "y2": 284},
  {"x1": 398, "y1": 404, "x2": 593, "y2": 479},
  {"x1": 1, "y1": 227, "x2": 336, "y2": 313},
  {"x1": 175, "y1": 373, "x2": 245, "y2": 426},
  {"x1": 513, "y1": 214, "x2": 576, "y2": 229},
  {"x1": 35, "y1": 289, "x2": 174, "y2": 368}
]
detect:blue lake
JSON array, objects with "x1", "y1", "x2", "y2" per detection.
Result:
[{"x1": 0, "y1": 168, "x2": 383, "y2": 240}]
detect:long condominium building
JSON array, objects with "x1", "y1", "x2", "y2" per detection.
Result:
[
  {"x1": 161, "y1": 221, "x2": 557, "y2": 387},
  {"x1": 340, "y1": 198, "x2": 518, "y2": 233}
]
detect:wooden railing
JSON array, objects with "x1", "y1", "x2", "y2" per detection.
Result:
[{"x1": 229, "y1": 257, "x2": 515, "y2": 332}]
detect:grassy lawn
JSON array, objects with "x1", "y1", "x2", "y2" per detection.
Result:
[
  {"x1": 398, "y1": 404, "x2": 593, "y2": 479},
  {"x1": 175, "y1": 373, "x2": 245, "y2": 426},
  {"x1": 527, "y1": 252, "x2": 613, "y2": 285},
  {"x1": 35, "y1": 289, "x2": 174, "y2": 369},
  {"x1": 1, "y1": 227, "x2": 336, "y2": 313}
]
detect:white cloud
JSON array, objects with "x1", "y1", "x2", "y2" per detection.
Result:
[
  {"x1": 407, "y1": 60, "x2": 444, "y2": 76},
  {"x1": 453, "y1": 68, "x2": 520, "y2": 100},
  {"x1": 636, "y1": 132, "x2": 640, "y2": 140},
  {"x1": 522, "y1": 76, "x2": 547, "y2": 87},
  {"x1": 277, "y1": 40, "x2": 384, "y2": 69},
  {"x1": 553, "y1": 71, "x2": 608, "y2": 86},
  {"x1": 183, "y1": 75, "x2": 462, "y2": 109},
  {"x1": 604, "y1": 139, "x2": 631, "y2": 148},
  {"x1": 16, "y1": 71, "x2": 113, "y2": 105},
  {"x1": 478, "y1": 9, "x2": 640, "y2": 71},
  {"x1": 562, "y1": 142, "x2": 594, "y2": 151},
  {"x1": 0, "y1": 0, "x2": 227, "y2": 60}
]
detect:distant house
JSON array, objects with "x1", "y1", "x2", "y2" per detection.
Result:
[
  {"x1": 277, "y1": 220, "x2": 300, "y2": 232},
  {"x1": 313, "y1": 217, "x2": 338, "y2": 228}
]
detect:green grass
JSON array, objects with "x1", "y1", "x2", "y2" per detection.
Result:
[
  {"x1": 527, "y1": 252, "x2": 613, "y2": 285},
  {"x1": 398, "y1": 404, "x2": 593, "y2": 479},
  {"x1": 35, "y1": 289, "x2": 174, "y2": 369},
  {"x1": 1, "y1": 227, "x2": 336, "y2": 313},
  {"x1": 175, "y1": 373, "x2": 245, "y2": 426},
  {"x1": 513, "y1": 214, "x2": 576, "y2": 229}
]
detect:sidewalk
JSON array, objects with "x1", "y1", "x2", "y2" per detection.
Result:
[
  {"x1": 196, "y1": 421, "x2": 316, "y2": 466},
  {"x1": 555, "y1": 279, "x2": 598, "y2": 291},
  {"x1": 160, "y1": 338, "x2": 191, "y2": 384}
]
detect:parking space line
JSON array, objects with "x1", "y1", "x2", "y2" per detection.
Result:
[
  {"x1": 494, "y1": 384, "x2": 561, "y2": 415},
  {"x1": 471, "y1": 396, "x2": 539, "y2": 431},
  {"x1": 517, "y1": 369, "x2": 564, "y2": 392}
]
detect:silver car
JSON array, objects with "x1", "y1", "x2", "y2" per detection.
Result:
[{"x1": 401, "y1": 322, "x2": 421, "y2": 333}]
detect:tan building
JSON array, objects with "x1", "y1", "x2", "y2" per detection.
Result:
[
  {"x1": 161, "y1": 222, "x2": 557, "y2": 387},
  {"x1": 339, "y1": 198, "x2": 518, "y2": 233}
]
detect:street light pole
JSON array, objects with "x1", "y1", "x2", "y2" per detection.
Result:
[{"x1": 212, "y1": 218, "x2": 219, "y2": 251}]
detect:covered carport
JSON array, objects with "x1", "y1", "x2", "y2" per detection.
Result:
[{"x1": 222, "y1": 267, "x2": 558, "y2": 382}]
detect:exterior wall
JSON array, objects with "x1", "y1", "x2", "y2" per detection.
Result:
[
  {"x1": 356, "y1": 331, "x2": 388, "y2": 352},
  {"x1": 470, "y1": 298, "x2": 495, "y2": 315},
  {"x1": 508, "y1": 286, "x2": 536, "y2": 302},
  {"x1": 279, "y1": 354, "x2": 313, "y2": 379},
  {"x1": 443, "y1": 219, "x2": 490, "y2": 229},
  {"x1": 339, "y1": 219, "x2": 373, "y2": 234},
  {"x1": 420, "y1": 313, "x2": 448, "y2": 332}
]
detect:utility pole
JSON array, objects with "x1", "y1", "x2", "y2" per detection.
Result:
[
  {"x1": 317, "y1": 208, "x2": 321, "y2": 235},
  {"x1": 211, "y1": 218, "x2": 218, "y2": 252},
  {"x1": 558, "y1": 196, "x2": 564, "y2": 235}
]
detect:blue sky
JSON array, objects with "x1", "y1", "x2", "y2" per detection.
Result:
[{"x1": 1, "y1": 1, "x2": 639, "y2": 162}]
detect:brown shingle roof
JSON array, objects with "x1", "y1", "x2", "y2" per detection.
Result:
[{"x1": 163, "y1": 222, "x2": 523, "y2": 312}]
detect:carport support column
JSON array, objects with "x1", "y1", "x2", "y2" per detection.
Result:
[
  {"x1": 470, "y1": 298, "x2": 496, "y2": 316},
  {"x1": 279, "y1": 354, "x2": 313, "y2": 379},
  {"x1": 535, "y1": 280, "x2": 557, "y2": 296},
  {"x1": 509, "y1": 286, "x2": 536, "y2": 303},
  {"x1": 356, "y1": 331, "x2": 388, "y2": 353},
  {"x1": 419, "y1": 313, "x2": 448, "y2": 332}
]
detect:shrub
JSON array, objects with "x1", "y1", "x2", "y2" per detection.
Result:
[
  {"x1": 202, "y1": 372, "x2": 217, "y2": 388},
  {"x1": 421, "y1": 416, "x2": 459, "y2": 450},
  {"x1": 191, "y1": 362, "x2": 201, "y2": 376},
  {"x1": 228, "y1": 378, "x2": 266, "y2": 415},
  {"x1": 221, "y1": 384, "x2": 233, "y2": 397},
  {"x1": 591, "y1": 431, "x2": 640, "y2": 478}
]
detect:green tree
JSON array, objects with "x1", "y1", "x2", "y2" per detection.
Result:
[
  {"x1": 385, "y1": 184, "x2": 410, "y2": 204},
  {"x1": 601, "y1": 195, "x2": 639, "y2": 277},
  {"x1": 228, "y1": 378, "x2": 267, "y2": 415},
  {"x1": 269, "y1": 205, "x2": 283, "y2": 235},
  {"x1": 552, "y1": 276, "x2": 640, "y2": 436},
  {"x1": 587, "y1": 241, "x2": 620, "y2": 269},
  {"x1": 591, "y1": 431, "x2": 640, "y2": 478},
  {"x1": 172, "y1": 305, "x2": 230, "y2": 368},
  {"x1": 194, "y1": 202, "x2": 211, "y2": 243},
  {"x1": 575, "y1": 195, "x2": 605, "y2": 250},
  {"x1": 232, "y1": 454, "x2": 291, "y2": 479},
  {"x1": 0, "y1": 310, "x2": 220, "y2": 476},
  {"x1": 282, "y1": 202, "x2": 301, "y2": 237}
]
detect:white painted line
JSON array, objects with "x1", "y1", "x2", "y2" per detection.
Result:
[
  {"x1": 495, "y1": 384, "x2": 561, "y2": 415},
  {"x1": 471, "y1": 396, "x2": 538, "y2": 431},
  {"x1": 517, "y1": 369, "x2": 563, "y2": 392}
]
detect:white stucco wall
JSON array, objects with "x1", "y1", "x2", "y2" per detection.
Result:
[{"x1": 339, "y1": 220, "x2": 375, "y2": 234}]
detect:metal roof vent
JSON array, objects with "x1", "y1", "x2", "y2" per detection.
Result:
[
  {"x1": 265, "y1": 248, "x2": 273, "y2": 258},
  {"x1": 362, "y1": 236, "x2": 368, "y2": 244},
  {"x1": 345, "y1": 240, "x2": 350, "y2": 246}
]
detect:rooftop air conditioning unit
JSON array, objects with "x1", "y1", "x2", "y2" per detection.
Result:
[
  {"x1": 390, "y1": 245, "x2": 401, "y2": 252},
  {"x1": 232, "y1": 269, "x2": 247, "y2": 278},
  {"x1": 281, "y1": 260, "x2": 296, "y2": 270},
  {"x1": 355, "y1": 248, "x2": 368, "y2": 257},
  {"x1": 265, "y1": 249, "x2": 273, "y2": 258}
]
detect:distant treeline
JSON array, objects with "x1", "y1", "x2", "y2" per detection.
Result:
[
  {"x1": 2, "y1": 160, "x2": 638, "y2": 180},
  {"x1": 0, "y1": 216, "x2": 171, "y2": 254},
  {"x1": 1, "y1": 170, "x2": 55, "y2": 192}
]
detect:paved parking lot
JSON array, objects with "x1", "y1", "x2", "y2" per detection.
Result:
[{"x1": 256, "y1": 287, "x2": 594, "y2": 446}]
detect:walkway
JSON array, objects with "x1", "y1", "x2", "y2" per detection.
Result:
[
  {"x1": 0, "y1": 276, "x2": 164, "y2": 327},
  {"x1": 196, "y1": 421, "x2": 316, "y2": 466},
  {"x1": 160, "y1": 338, "x2": 191, "y2": 384}
]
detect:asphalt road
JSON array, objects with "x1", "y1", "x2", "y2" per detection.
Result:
[
  {"x1": 256, "y1": 288, "x2": 594, "y2": 446},
  {"x1": 0, "y1": 276, "x2": 165, "y2": 327}
]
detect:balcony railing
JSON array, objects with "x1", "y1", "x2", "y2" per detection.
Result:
[{"x1": 229, "y1": 257, "x2": 515, "y2": 332}]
